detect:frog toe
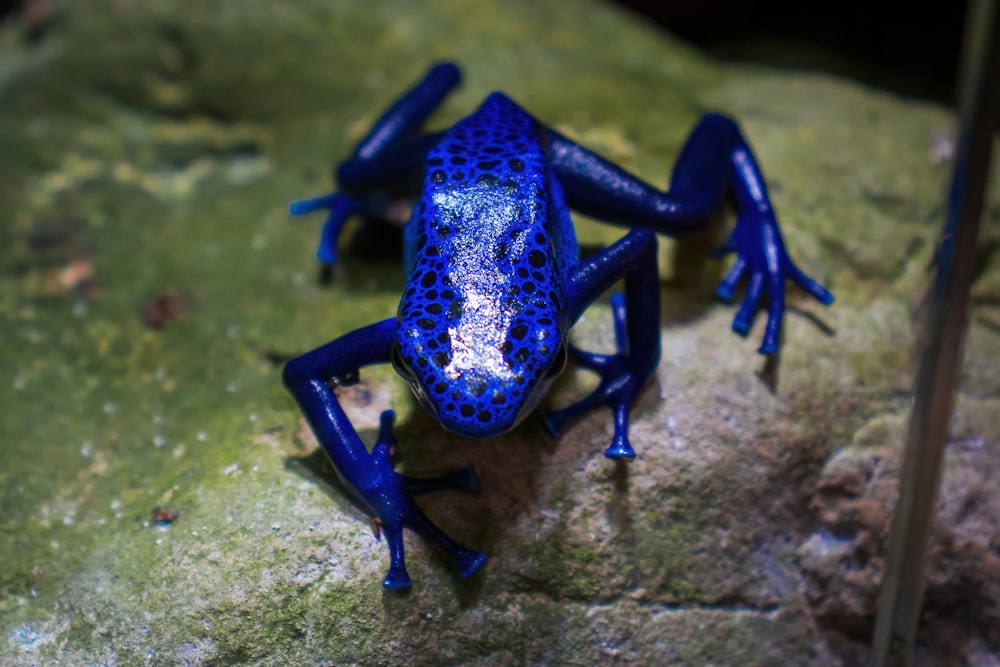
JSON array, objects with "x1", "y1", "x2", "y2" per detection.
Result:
[
  {"x1": 540, "y1": 409, "x2": 566, "y2": 438},
  {"x1": 401, "y1": 501, "x2": 485, "y2": 582},
  {"x1": 383, "y1": 566, "x2": 413, "y2": 590},
  {"x1": 379, "y1": 519, "x2": 413, "y2": 589},
  {"x1": 403, "y1": 466, "x2": 479, "y2": 495},
  {"x1": 604, "y1": 436, "x2": 636, "y2": 460},
  {"x1": 458, "y1": 551, "x2": 488, "y2": 579},
  {"x1": 289, "y1": 192, "x2": 370, "y2": 267},
  {"x1": 541, "y1": 391, "x2": 603, "y2": 438}
]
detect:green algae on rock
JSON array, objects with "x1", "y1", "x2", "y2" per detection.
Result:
[{"x1": 1, "y1": 0, "x2": 998, "y2": 665}]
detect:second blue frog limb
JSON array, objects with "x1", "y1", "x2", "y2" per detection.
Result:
[{"x1": 284, "y1": 61, "x2": 834, "y2": 589}]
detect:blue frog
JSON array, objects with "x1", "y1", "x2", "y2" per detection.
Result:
[{"x1": 283, "y1": 62, "x2": 833, "y2": 589}]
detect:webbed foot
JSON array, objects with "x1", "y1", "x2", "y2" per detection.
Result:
[
  {"x1": 542, "y1": 293, "x2": 652, "y2": 460},
  {"x1": 715, "y1": 211, "x2": 834, "y2": 354},
  {"x1": 289, "y1": 192, "x2": 370, "y2": 267},
  {"x1": 364, "y1": 411, "x2": 486, "y2": 589}
]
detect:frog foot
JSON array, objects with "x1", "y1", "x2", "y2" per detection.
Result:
[
  {"x1": 542, "y1": 294, "x2": 652, "y2": 460},
  {"x1": 714, "y1": 211, "x2": 834, "y2": 354},
  {"x1": 365, "y1": 411, "x2": 486, "y2": 589},
  {"x1": 289, "y1": 192, "x2": 371, "y2": 267}
]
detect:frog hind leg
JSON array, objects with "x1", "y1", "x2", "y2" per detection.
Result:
[
  {"x1": 545, "y1": 113, "x2": 833, "y2": 354},
  {"x1": 290, "y1": 62, "x2": 461, "y2": 270}
]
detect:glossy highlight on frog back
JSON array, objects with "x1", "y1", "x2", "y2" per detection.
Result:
[{"x1": 396, "y1": 93, "x2": 567, "y2": 438}]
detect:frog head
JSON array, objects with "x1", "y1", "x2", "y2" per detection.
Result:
[{"x1": 393, "y1": 286, "x2": 567, "y2": 439}]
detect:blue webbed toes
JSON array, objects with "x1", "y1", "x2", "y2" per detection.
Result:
[
  {"x1": 542, "y1": 293, "x2": 651, "y2": 460},
  {"x1": 366, "y1": 410, "x2": 486, "y2": 589},
  {"x1": 289, "y1": 192, "x2": 370, "y2": 266},
  {"x1": 716, "y1": 214, "x2": 834, "y2": 355}
]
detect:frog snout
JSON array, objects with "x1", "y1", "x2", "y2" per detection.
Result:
[
  {"x1": 434, "y1": 388, "x2": 523, "y2": 440},
  {"x1": 449, "y1": 409, "x2": 520, "y2": 439}
]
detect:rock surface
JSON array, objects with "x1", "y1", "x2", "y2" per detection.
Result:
[{"x1": 1, "y1": 1, "x2": 998, "y2": 665}]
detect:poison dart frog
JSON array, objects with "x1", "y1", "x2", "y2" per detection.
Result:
[{"x1": 283, "y1": 62, "x2": 834, "y2": 589}]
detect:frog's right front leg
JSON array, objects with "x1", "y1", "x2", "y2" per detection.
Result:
[
  {"x1": 543, "y1": 229, "x2": 662, "y2": 459},
  {"x1": 282, "y1": 319, "x2": 485, "y2": 589}
]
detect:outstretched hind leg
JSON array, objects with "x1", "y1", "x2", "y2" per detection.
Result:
[{"x1": 546, "y1": 113, "x2": 833, "y2": 354}]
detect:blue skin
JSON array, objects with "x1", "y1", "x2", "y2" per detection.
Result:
[{"x1": 283, "y1": 62, "x2": 833, "y2": 589}]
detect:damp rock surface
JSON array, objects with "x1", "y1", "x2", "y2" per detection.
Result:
[{"x1": 1, "y1": 1, "x2": 998, "y2": 665}]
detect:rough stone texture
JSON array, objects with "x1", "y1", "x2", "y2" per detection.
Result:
[{"x1": 1, "y1": 1, "x2": 998, "y2": 665}]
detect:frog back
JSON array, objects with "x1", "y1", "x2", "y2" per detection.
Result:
[{"x1": 395, "y1": 93, "x2": 577, "y2": 437}]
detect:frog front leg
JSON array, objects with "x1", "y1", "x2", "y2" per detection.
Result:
[
  {"x1": 544, "y1": 228, "x2": 662, "y2": 459},
  {"x1": 282, "y1": 319, "x2": 485, "y2": 589},
  {"x1": 546, "y1": 112, "x2": 834, "y2": 354},
  {"x1": 290, "y1": 63, "x2": 460, "y2": 269}
]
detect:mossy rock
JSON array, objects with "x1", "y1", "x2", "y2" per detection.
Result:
[{"x1": 2, "y1": 0, "x2": 998, "y2": 665}]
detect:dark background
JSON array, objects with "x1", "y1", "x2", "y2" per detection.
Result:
[
  {"x1": 0, "y1": 0, "x2": 970, "y2": 105},
  {"x1": 616, "y1": 0, "x2": 968, "y2": 104}
]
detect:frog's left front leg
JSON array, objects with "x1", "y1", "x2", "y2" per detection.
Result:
[
  {"x1": 544, "y1": 228, "x2": 662, "y2": 459},
  {"x1": 283, "y1": 320, "x2": 485, "y2": 589},
  {"x1": 289, "y1": 63, "x2": 461, "y2": 269}
]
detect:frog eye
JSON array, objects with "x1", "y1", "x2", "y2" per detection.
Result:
[
  {"x1": 390, "y1": 342, "x2": 417, "y2": 382},
  {"x1": 544, "y1": 342, "x2": 568, "y2": 379}
]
